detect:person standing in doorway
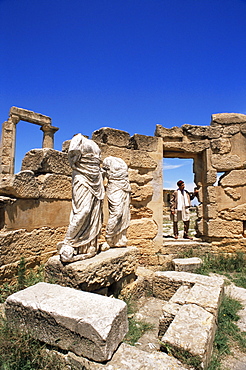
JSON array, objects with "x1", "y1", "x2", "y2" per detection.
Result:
[{"x1": 170, "y1": 180, "x2": 198, "y2": 240}]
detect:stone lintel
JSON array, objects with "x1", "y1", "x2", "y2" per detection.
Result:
[
  {"x1": 44, "y1": 247, "x2": 138, "y2": 292},
  {"x1": 9, "y1": 106, "x2": 52, "y2": 126}
]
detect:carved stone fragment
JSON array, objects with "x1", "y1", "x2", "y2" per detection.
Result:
[
  {"x1": 129, "y1": 134, "x2": 158, "y2": 151},
  {"x1": 21, "y1": 149, "x2": 71, "y2": 175},
  {"x1": 92, "y1": 127, "x2": 130, "y2": 147}
]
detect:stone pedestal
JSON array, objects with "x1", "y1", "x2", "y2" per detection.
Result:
[{"x1": 45, "y1": 247, "x2": 138, "y2": 295}]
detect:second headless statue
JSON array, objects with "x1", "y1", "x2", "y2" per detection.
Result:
[{"x1": 102, "y1": 156, "x2": 131, "y2": 250}]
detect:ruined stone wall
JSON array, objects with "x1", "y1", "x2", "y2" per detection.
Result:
[
  {"x1": 0, "y1": 128, "x2": 163, "y2": 282},
  {"x1": 1, "y1": 112, "x2": 246, "y2": 282},
  {"x1": 156, "y1": 113, "x2": 246, "y2": 254}
]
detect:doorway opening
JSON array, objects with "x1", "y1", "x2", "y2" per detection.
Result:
[{"x1": 162, "y1": 157, "x2": 198, "y2": 239}]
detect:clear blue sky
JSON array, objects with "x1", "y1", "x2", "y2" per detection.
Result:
[{"x1": 1, "y1": 0, "x2": 246, "y2": 189}]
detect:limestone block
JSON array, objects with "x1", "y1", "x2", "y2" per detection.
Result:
[
  {"x1": 63, "y1": 342, "x2": 188, "y2": 370},
  {"x1": 159, "y1": 302, "x2": 181, "y2": 338},
  {"x1": 128, "y1": 169, "x2": 153, "y2": 185},
  {"x1": 182, "y1": 124, "x2": 210, "y2": 138},
  {"x1": 206, "y1": 169, "x2": 217, "y2": 184},
  {"x1": 155, "y1": 125, "x2": 184, "y2": 140},
  {"x1": 163, "y1": 140, "x2": 210, "y2": 154},
  {"x1": 153, "y1": 271, "x2": 224, "y2": 300},
  {"x1": 220, "y1": 169, "x2": 246, "y2": 187},
  {"x1": 37, "y1": 174, "x2": 72, "y2": 199},
  {"x1": 169, "y1": 285, "x2": 191, "y2": 304},
  {"x1": 99, "y1": 144, "x2": 131, "y2": 165},
  {"x1": 207, "y1": 219, "x2": 243, "y2": 237},
  {"x1": 5, "y1": 282, "x2": 128, "y2": 362},
  {"x1": 206, "y1": 204, "x2": 218, "y2": 219},
  {"x1": 223, "y1": 124, "x2": 240, "y2": 136},
  {"x1": 220, "y1": 204, "x2": 246, "y2": 221},
  {"x1": 129, "y1": 134, "x2": 158, "y2": 152},
  {"x1": 172, "y1": 258, "x2": 202, "y2": 273},
  {"x1": 185, "y1": 283, "x2": 223, "y2": 316},
  {"x1": 0, "y1": 171, "x2": 40, "y2": 198},
  {"x1": 224, "y1": 187, "x2": 241, "y2": 200},
  {"x1": 130, "y1": 151, "x2": 157, "y2": 169},
  {"x1": 21, "y1": 149, "x2": 71, "y2": 175},
  {"x1": 130, "y1": 205, "x2": 153, "y2": 219},
  {"x1": 207, "y1": 126, "x2": 223, "y2": 139},
  {"x1": 161, "y1": 304, "x2": 216, "y2": 369},
  {"x1": 241, "y1": 123, "x2": 246, "y2": 135},
  {"x1": 127, "y1": 218, "x2": 158, "y2": 240},
  {"x1": 130, "y1": 183, "x2": 153, "y2": 202},
  {"x1": 92, "y1": 127, "x2": 130, "y2": 147},
  {"x1": 0, "y1": 226, "x2": 67, "y2": 266},
  {"x1": 211, "y1": 154, "x2": 242, "y2": 171},
  {"x1": 3, "y1": 198, "x2": 71, "y2": 231},
  {"x1": 45, "y1": 247, "x2": 138, "y2": 291},
  {"x1": 206, "y1": 186, "x2": 217, "y2": 203},
  {"x1": 210, "y1": 138, "x2": 231, "y2": 154},
  {"x1": 211, "y1": 113, "x2": 246, "y2": 125}
]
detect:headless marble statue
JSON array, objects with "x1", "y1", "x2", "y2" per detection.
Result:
[
  {"x1": 58, "y1": 134, "x2": 104, "y2": 262},
  {"x1": 102, "y1": 156, "x2": 131, "y2": 249}
]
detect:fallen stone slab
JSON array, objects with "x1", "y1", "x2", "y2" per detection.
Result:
[
  {"x1": 185, "y1": 283, "x2": 223, "y2": 316},
  {"x1": 172, "y1": 257, "x2": 202, "y2": 272},
  {"x1": 159, "y1": 301, "x2": 181, "y2": 339},
  {"x1": 49, "y1": 342, "x2": 188, "y2": 369},
  {"x1": 4, "y1": 282, "x2": 128, "y2": 362},
  {"x1": 161, "y1": 303, "x2": 216, "y2": 369},
  {"x1": 45, "y1": 247, "x2": 138, "y2": 292},
  {"x1": 153, "y1": 271, "x2": 224, "y2": 300}
]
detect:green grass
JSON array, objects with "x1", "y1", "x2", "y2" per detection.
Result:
[
  {"x1": 123, "y1": 298, "x2": 154, "y2": 346},
  {"x1": 195, "y1": 252, "x2": 246, "y2": 289},
  {"x1": 0, "y1": 318, "x2": 64, "y2": 370},
  {"x1": 208, "y1": 295, "x2": 246, "y2": 370}
]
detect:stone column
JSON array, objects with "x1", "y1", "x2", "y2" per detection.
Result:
[
  {"x1": 0, "y1": 114, "x2": 20, "y2": 174},
  {"x1": 40, "y1": 124, "x2": 59, "y2": 149}
]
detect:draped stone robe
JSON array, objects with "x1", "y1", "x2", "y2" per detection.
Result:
[{"x1": 59, "y1": 134, "x2": 104, "y2": 261}]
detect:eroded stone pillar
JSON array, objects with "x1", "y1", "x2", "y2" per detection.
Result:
[
  {"x1": 40, "y1": 124, "x2": 59, "y2": 148},
  {"x1": 0, "y1": 114, "x2": 20, "y2": 174}
]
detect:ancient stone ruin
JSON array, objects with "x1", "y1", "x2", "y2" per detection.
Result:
[
  {"x1": 0, "y1": 107, "x2": 246, "y2": 368},
  {"x1": 1, "y1": 107, "x2": 246, "y2": 282}
]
